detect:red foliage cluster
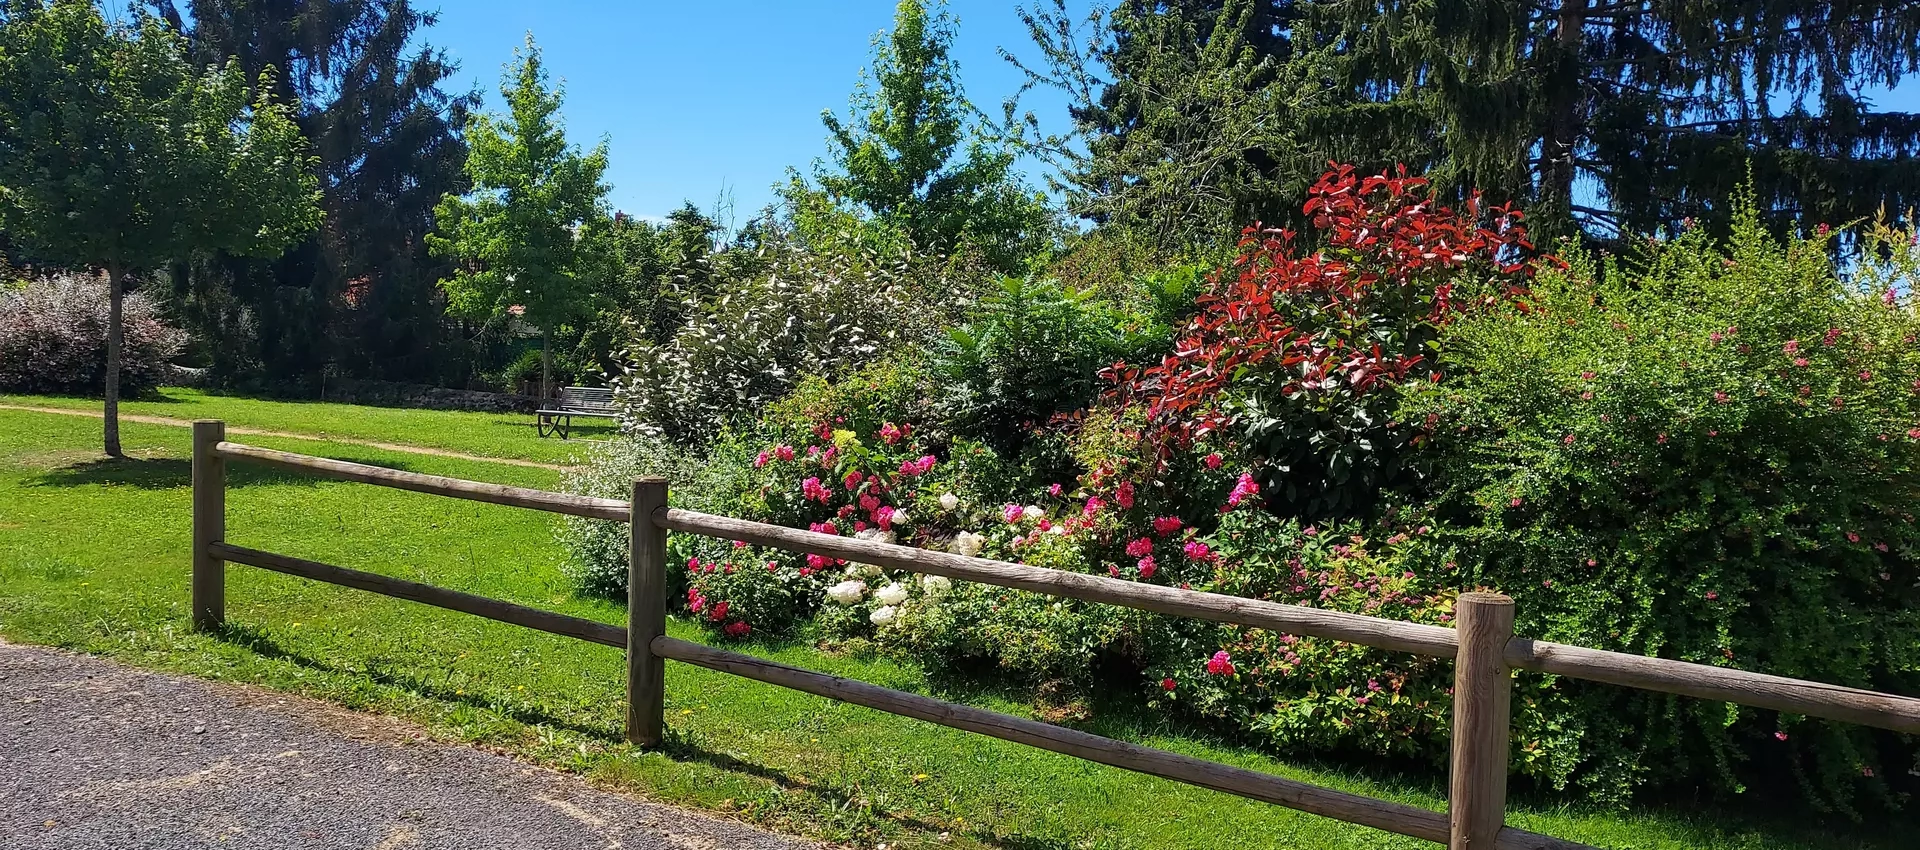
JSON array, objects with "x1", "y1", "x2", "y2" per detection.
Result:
[{"x1": 1105, "y1": 164, "x2": 1548, "y2": 456}]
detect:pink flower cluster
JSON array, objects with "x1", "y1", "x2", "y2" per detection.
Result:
[
  {"x1": 801, "y1": 476, "x2": 832, "y2": 503},
  {"x1": 1206, "y1": 650, "x2": 1236, "y2": 676},
  {"x1": 1226, "y1": 473, "x2": 1260, "y2": 508},
  {"x1": 898, "y1": 455, "x2": 937, "y2": 476}
]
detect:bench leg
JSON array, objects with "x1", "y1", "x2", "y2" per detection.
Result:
[
  {"x1": 560, "y1": 414, "x2": 571, "y2": 440},
  {"x1": 536, "y1": 413, "x2": 552, "y2": 438}
]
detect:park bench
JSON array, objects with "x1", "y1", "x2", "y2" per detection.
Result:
[{"x1": 536, "y1": 386, "x2": 617, "y2": 439}]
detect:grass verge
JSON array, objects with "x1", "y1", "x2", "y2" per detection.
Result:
[
  {"x1": 0, "y1": 406, "x2": 1902, "y2": 849},
  {"x1": 1, "y1": 387, "x2": 610, "y2": 465}
]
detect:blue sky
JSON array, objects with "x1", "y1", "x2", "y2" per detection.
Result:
[
  {"x1": 430, "y1": 1, "x2": 1080, "y2": 223},
  {"x1": 423, "y1": 2, "x2": 1920, "y2": 224}
]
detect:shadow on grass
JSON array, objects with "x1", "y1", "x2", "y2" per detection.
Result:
[
  {"x1": 211, "y1": 622, "x2": 621, "y2": 740},
  {"x1": 204, "y1": 619, "x2": 1906, "y2": 850},
  {"x1": 28, "y1": 454, "x2": 424, "y2": 490},
  {"x1": 210, "y1": 621, "x2": 1081, "y2": 850}
]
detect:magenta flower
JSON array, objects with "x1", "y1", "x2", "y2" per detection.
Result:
[
  {"x1": 1713, "y1": 391, "x2": 1728, "y2": 404},
  {"x1": 1125, "y1": 537, "x2": 1154, "y2": 558},
  {"x1": 1137, "y1": 556, "x2": 1158, "y2": 578},
  {"x1": 1183, "y1": 540, "x2": 1216, "y2": 563},
  {"x1": 1783, "y1": 339, "x2": 1800, "y2": 353},
  {"x1": 1161, "y1": 677, "x2": 1177, "y2": 692},
  {"x1": 1774, "y1": 731, "x2": 1789, "y2": 741},
  {"x1": 723, "y1": 621, "x2": 751, "y2": 637},
  {"x1": 1003, "y1": 503, "x2": 1024, "y2": 524},
  {"x1": 879, "y1": 422, "x2": 903, "y2": 445},
  {"x1": 1705, "y1": 591, "x2": 1718, "y2": 601},
  {"x1": 1116, "y1": 481, "x2": 1137, "y2": 509},
  {"x1": 774, "y1": 445, "x2": 795, "y2": 462},
  {"x1": 1203, "y1": 452, "x2": 1223, "y2": 469},
  {"x1": 1226, "y1": 473, "x2": 1260, "y2": 507},
  {"x1": 801, "y1": 477, "x2": 831, "y2": 503},
  {"x1": 1823, "y1": 328, "x2": 1842, "y2": 346},
  {"x1": 843, "y1": 471, "x2": 862, "y2": 489},
  {"x1": 754, "y1": 451, "x2": 770, "y2": 468},
  {"x1": 1206, "y1": 651, "x2": 1236, "y2": 676},
  {"x1": 1082, "y1": 496, "x2": 1104, "y2": 517},
  {"x1": 1048, "y1": 483, "x2": 1064, "y2": 497}
]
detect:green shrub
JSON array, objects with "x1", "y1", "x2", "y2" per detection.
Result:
[
  {"x1": 931, "y1": 276, "x2": 1167, "y2": 453},
  {"x1": 555, "y1": 432, "x2": 757, "y2": 598},
  {"x1": 1402, "y1": 209, "x2": 1920, "y2": 812}
]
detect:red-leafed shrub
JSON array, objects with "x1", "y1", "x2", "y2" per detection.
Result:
[
  {"x1": 0, "y1": 272, "x2": 185, "y2": 396},
  {"x1": 1105, "y1": 165, "x2": 1546, "y2": 519}
]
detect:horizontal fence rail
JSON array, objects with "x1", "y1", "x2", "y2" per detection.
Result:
[{"x1": 188, "y1": 424, "x2": 1920, "y2": 850}]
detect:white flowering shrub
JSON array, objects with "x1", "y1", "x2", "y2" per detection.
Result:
[{"x1": 614, "y1": 234, "x2": 980, "y2": 445}]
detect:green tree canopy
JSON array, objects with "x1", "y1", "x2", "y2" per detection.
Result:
[
  {"x1": 429, "y1": 34, "x2": 611, "y2": 399},
  {"x1": 804, "y1": 0, "x2": 1055, "y2": 272},
  {"x1": 153, "y1": 0, "x2": 477, "y2": 389},
  {"x1": 1016, "y1": 0, "x2": 1920, "y2": 245},
  {"x1": 0, "y1": 0, "x2": 319, "y2": 455}
]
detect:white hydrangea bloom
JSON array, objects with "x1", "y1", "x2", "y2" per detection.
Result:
[
  {"x1": 825, "y1": 580, "x2": 867, "y2": 606},
  {"x1": 951, "y1": 531, "x2": 985, "y2": 558},
  {"x1": 890, "y1": 509, "x2": 909, "y2": 526},
  {"x1": 921, "y1": 574, "x2": 952, "y2": 596},
  {"x1": 853, "y1": 562, "x2": 884, "y2": 578},
  {"x1": 875, "y1": 582, "x2": 910, "y2": 605},
  {"x1": 869, "y1": 605, "x2": 898, "y2": 626},
  {"x1": 1021, "y1": 505, "x2": 1044, "y2": 521},
  {"x1": 939, "y1": 493, "x2": 960, "y2": 512},
  {"x1": 854, "y1": 528, "x2": 897, "y2": 546}
]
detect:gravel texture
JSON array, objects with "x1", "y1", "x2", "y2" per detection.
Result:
[{"x1": 0, "y1": 639, "x2": 817, "y2": 850}]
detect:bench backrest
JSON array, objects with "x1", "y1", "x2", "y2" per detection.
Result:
[{"x1": 557, "y1": 386, "x2": 616, "y2": 412}]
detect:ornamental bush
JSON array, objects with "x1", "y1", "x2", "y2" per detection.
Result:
[
  {"x1": 0, "y1": 272, "x2": 185, "y2": 396},
  {"x1": 1403, "y1": 208, "x2": 1920, "y2": 812},
  {"x1": 931, "y1": 276, "x2": 1168, "y2": 453},
  {"x1": 1105, "y1": 165, "x2": 1542, "y2": 520},
  {"x1": 613, "y1": 228, "x2": 983, "y2": 445}
]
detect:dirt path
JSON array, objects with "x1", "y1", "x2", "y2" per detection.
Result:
[
  {"x1": 0, "y1": 404, "x2": 574, "y2": 472},
  {"x1": 0, "y1": 639, "x2": 815, "y2": 850}
]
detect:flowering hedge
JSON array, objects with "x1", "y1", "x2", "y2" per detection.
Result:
[
  {"x1": 568, "y1": 168, "x2": 1920, "y2": 815},
  {"x1": 1104, "y1": 165, "x2": 1544, "y2": 520}
]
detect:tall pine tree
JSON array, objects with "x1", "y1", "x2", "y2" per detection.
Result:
[
  {"x1": 1018, "y1": 0, "x2": 1920, "y2": 244},
  {"x1": 152, "y1": 0, "x2": 475, "y2": 389},
  {"x1": 1317, "y1": 0, "x2": 1920, "y2": 240}
]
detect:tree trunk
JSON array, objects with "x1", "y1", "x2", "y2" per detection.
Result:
[
  {"x1": 1538, "y1": 0, "x2": 1588, "y2": 237},
  {"x1": 540, "y1": 330, "x2": 552, "y2": 405},
  {"x1": 104, "y1": 263, "x2": 126, "y2": 458}
]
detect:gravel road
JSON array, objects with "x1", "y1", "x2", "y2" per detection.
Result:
[{"x1": 0, "y1": 639, "x2": 817, "y2": 850}]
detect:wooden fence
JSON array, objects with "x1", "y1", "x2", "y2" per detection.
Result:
[{"x1": 187, "y1": 421, "x2": 1920, "y2": 850}]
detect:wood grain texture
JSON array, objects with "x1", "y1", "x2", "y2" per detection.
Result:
[
  {"x1": 651, "y1": 636, "x2": 1456, "y2": 844},
  {"x1": 213, "y1": 441, "x2": 629, "y2": 520},
  {"x1": 209, "y1": 542, "x2": 627, "y2": 648},
  {"x1": 655, "y1": 507, "x2": 1461, "y2": 657},
  {"x1": 191, "y1": 421, "x2": 226, "y2": 632},
  {"x1": 1506, "y1": 639, "x2": 1920, "y2": 734},
  {"x1": 626, "y1": 478, "x2": 669, "y2": 747},
  {"x1": 654, "y1": 507, "x2": 1920, "y2": 733},
  {"x1": 1450, "y1": 594, "x2": 1516, "y2": 850}
]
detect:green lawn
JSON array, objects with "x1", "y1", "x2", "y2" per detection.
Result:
[
  {"x1": 0, "y1": 404, "x2": 1900, "y2": 849},
  {"x1": 1, "y1": 387, "x2": 612, "y2": 465}
]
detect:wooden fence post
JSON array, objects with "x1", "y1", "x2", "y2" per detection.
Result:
[
  {"x1": 627, "y1": 477, "x2": 669, "y2": 746},
  {"x1": 1449, "y1": 592, "x2": 1516, "y2": 849},
  {"x1": 191, "y1": 420, "x2": 226, "y2": 631}
]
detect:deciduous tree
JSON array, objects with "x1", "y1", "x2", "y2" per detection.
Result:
[
  {"x1": 429, "y1": 35, "x2": 611, "y2": 403},
  {"x1": 0, "y1": 0, "x2": 319, "y2": 455}
]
